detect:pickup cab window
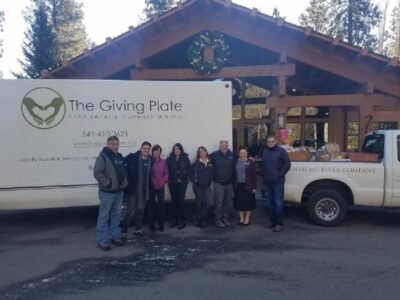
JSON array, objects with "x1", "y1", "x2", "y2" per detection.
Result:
[
  {"x1": 362, "y1": 134, "x2": 384, "y2": 159},
  {"x1": 398, "y1": 135, "x2": 400, "y2": 162}
]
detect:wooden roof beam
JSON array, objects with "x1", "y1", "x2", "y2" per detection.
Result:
[
  {"x1": 62, "y1": 60, "x2": 78, "y2": 73},
  {"x1": 352, "y1": 47, "x2": 368, "y2": 64},
  {"x1": 224, "y1": 0, "x2": 232, "y2": 14},
  {"x1": 361, "y1": 80, "x2": 374, "y2": 94},
  {"x1": 128, "y1": 26, "x2": 145, "y2": 43},
  {"x1": 106, "y1": 37, "x2": 123, "y2": 53},
  {"x1": 300, "y1": 26, "x2": 313, "y2": 44},
  {"x1": 40, "y1": 69, "x2": 54, "y2": 79},
  {"x1": 251, "y1": 8, "x2": 258, "y2": 25},
  {"x1": 152, "y1": 14, "x2": 166, "y2": 33},
  {"x1": 131, "y1": 64, "x2": 296, "y2": 80},
  {"x1": 327, "y1": 36, "x2": 341, "y2": 54},
  {"x1": 279, "y1": 50, "x2": 287, "y2": 64},
  {"x1": 198, "y1": 0, "x2": 211, "y2": 14},
  {"x1": 377, "y1": 57, "x2": 399, "y2": 74},
  {"x1": 177, "y1": 1, "x2": 188, "y2": 21},
  {"x1": 275, "y1": 17, "x2": 285, "y2": 33},
  {"x1": 83, "y1": 48, "x2": 103, "y2": 64}
]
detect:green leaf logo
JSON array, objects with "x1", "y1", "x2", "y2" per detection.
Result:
[{"x1": 21, "y1": 87, "x2": 66, "y2": 129}]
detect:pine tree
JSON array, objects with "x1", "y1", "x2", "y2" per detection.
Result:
[
  {"x1": 326, "y1": 0, "x2": 381, "y2": 49},
  {"x1": 143, "y1": 0, "x2": 178, "y2": 19},
  {"x1": 45, "y1": 0, "x2": 89, "y2": 62},
  {"x1": 300, "y1": 0, "x2": 381, "y2": 49},
  {"x1": 0, "y1": 10, "x2": 4, "y2": 78},
  {"x1": 16, "y1": 1, "x2": 58, "y2": 78},
  {"x1": 272, "y1": 8, "x2": 281, "y2": 18},
  {"x1": 299, "y1": 0, "x2": 329, "y2": 33},
  {"x1": 377, "y1": 0, "x2": 389, "y2": 55},
  {"x1": 388, "y1": 1, "x2": 400, "y2": 57}
]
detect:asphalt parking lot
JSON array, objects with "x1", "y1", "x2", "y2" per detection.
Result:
[{"x1": 1, "y1": 202, "x2": 400, "y2": 300}]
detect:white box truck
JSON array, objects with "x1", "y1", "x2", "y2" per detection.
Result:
[{"x1": 0, "y1": 80, "x2": 232, "y2": 209}]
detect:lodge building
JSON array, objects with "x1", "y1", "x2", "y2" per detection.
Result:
[{"x1": 41, "y1": 0, "x2": 400, "y2": 153}]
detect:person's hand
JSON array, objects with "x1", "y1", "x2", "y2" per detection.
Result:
[{"x1": 252, "y1": 189, "x2": 256, "y2": 193}]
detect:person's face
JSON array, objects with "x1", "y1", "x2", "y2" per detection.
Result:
[
  {"x1": 174, "y1": 146, "x2": 182, "y2": 157},
  {"x1": 219, "y1": 142, "x2": 229, "y2": 153},
  {"x1": 239, "y1": 149, "x2": 247, "y2": 160},
  {"x1": 199, "y1": 148, "x2": 207, "y2": 159},
  {"x1": 107, "y1": 140, "x2": 119, "y2": 153},
  {"x1": 152, "y1": 149, "x2": 161, "y2": 159},
  {"x1": 141, "y1": 144, "x2": 151, "y2": 158},
  {"x1": 266, "y1": 138, "x2": 277, "y2": 148}
]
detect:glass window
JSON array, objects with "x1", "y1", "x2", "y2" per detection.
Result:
[
  {"x1": 245, "y1": 83, "x2": 270, "y2": 98},
  {"x1": 347, "y1": 122, "x2": 359, "y2": 151},
  {"x1": 305, "y1": 122, "x2": 328, "y2": 149},
  {"x1": 244, "y1": 123, "x2": 272, "y2": 157},
  {"x1": 362, "y1": 134, "x2": 384, "y2": 159},
  {"x1": 245, "y1": 104, "x2": 270, "y2": 119},
  {"x1": 286, "y1": 123, "x2": 301, "y2": 147},
  {"x1": 287, "y1": 107, "x2": 302, "y2": 117},
  {"x1": 305, "y1": 106, "x2": 329, "y2": 118},
  {"x1": 232, "y1": 105, "x2": 241, "y2": 120},
  {"x1": 397, "y1": 135, "x2": 400, "y2": 162},
  {"x1": 369, "y1": 122, "x2": 398, "y2": 131}
]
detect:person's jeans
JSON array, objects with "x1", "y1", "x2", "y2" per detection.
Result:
[
  {"x1": 96, "y1": 190, "x2": 123, "y2": 244},
  {"x1": 148, "y1": 188, "x2": 166, "y2": 228},
  {"x1": 263, "y1": 182, "x2": 285, "y2": 226},
  {"x1": 122, "y1": 193, "x2": 145, "y2": 233},
  {"x1": 214, "y1": 183, "x2": 233, "y2": 221},
  {"x1": 168, "y1": 182, "x2": 188, "y2": 222},
  {"x1": 193, "y1": 185, "x2": 213, "y2": 221}
]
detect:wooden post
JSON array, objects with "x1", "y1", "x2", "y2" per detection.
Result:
[{"x1": 278, "y1": 75, "x2": 286, "y2": 96}]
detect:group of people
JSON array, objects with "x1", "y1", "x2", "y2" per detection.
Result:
[{"x1": 93, "y1": 135, "x2": 291, "y2": 251}]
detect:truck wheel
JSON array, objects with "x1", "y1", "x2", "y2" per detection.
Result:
[{"x1": 306, "y1": 190, "x2": 347, "y2": 226}]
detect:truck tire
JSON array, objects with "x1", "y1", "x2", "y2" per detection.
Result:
[{"x1": 306, "y1": 190, "x2": 347, "y2": 226}]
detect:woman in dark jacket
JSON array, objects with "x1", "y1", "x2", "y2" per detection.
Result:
[
  {"x1": 166, "y1": 143, "x2": 191, "y2": 229},
  {"x1": 234, "y1": 146, "x2": 257, "y2": 226},
  {"x1": 190, "y1": 146, "x2": 213, "y2": 228}
]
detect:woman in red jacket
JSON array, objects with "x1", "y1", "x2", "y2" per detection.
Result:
[{"x1": 234, "y1": 146, "x2": 257, "y2": 226}]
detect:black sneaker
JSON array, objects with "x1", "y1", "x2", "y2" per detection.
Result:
[
  {"x1": 97, "y1": 242, "x2": 111, "y2": 251},
  {"x1": 215, "y1": 220, "x2": 226, "y2": 228},
  {"x1": 221, "y1": 217, "x2": 231, "y2": 226},
  {"x1": 273, "y1": 225, "x2": 283, "y2": 232},
  {"x1": 159, "y1": 224, "x2": 165, "y2": 232},
  {"x1": 200, "y1": 220, "x2": 208, "y2": 229},
  {"x1": 121, "y1": 233, "x2": 128, "y2": 242},
  {"x1": 149, "y1": 225, "x2": 156, "y2": 232},
  {"x1": 111, "y1": 239, "x2": 124, "y2": 246},
  {"x1": 264, "y1": 224, "x2": 275, "y2": 229},
  {"x1": 134, "y1": 230, "x2": 148, "y2": 238},
  {"x1": 169, "y1": 219, "x2": 178, "y2": 228},
  {"x1": 177, "y1": 222, "x2": 186, "y2": 230}
]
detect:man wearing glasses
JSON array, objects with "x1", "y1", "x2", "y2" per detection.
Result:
[
  {"x1": 93, "y1": 136, "x2": 128, "y2": 250},
  {"x1": 261, "y1": 135, "x2": 291, "y2": 232}
]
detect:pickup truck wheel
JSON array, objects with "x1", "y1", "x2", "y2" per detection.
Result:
[{"x1": 306, "y1": 190, "x2": 347, "y2": 226}]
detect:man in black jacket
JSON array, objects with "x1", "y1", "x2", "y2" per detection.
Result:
[
  {"x1": 122, "y1": 141, "x2": 153, "y2": 239},
  {"x1": 211, "y1": 140, "x2": 235, "y2": 228},
  {"x1": 93, "y1": 136, "x2": 128, "y2": 251},
  {"x1": 261, "y1": 135, "x2": 291, "y2": 232}
]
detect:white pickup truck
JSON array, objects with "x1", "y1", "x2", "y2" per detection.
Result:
[{"x1": 284, "y1": 130, "x2": 400, "y2": 226}]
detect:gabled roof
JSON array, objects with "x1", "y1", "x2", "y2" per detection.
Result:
[{"x1": 43, "y1": 0, "x2": 400, "y2": 97}]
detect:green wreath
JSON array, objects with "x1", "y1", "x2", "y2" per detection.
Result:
[{"x1": 188, "y1": 31, "x2": 230, "y2": 76}]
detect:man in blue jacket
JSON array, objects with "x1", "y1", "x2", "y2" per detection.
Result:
[{"x1": 261, "y1": 135, "x2": 291, "y2": 232}]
